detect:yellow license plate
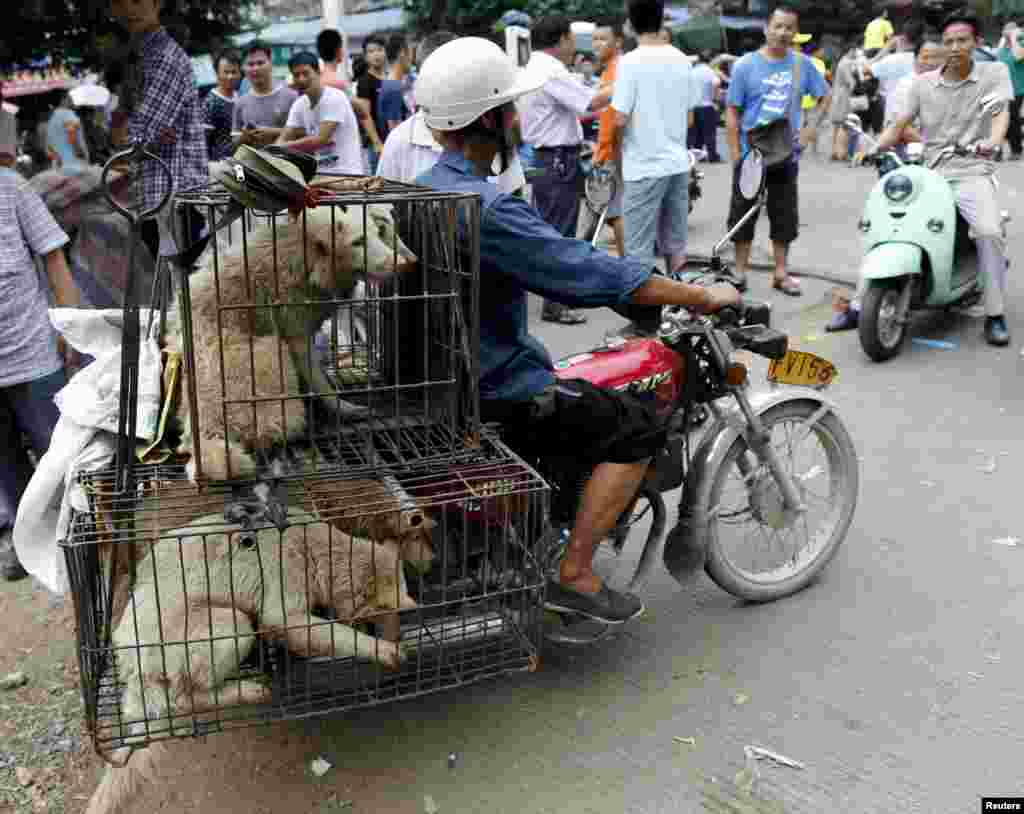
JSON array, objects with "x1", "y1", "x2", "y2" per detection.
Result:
[{"x1": 767, "y1": 350, "x2": 837, "y2": 387}]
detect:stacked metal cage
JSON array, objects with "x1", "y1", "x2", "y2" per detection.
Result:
[{"x1": 61, "y1": 172, "x2": 551, "y2": 758}]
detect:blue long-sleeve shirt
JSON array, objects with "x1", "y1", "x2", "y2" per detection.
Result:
[{"x1": 417, "y1": 152, "x2": 652, "y2": 403}]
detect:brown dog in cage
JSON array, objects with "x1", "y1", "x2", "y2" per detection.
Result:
[
  {"x1": 165, "y1": 203, "x2": 416, "y2": 482},
  {"x1": 85, "y1": 506, "x2": 424, "y2": 814}
]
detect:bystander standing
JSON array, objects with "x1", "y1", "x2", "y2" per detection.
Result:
[
  {"x1": 0, "y1": 110, "x2": 82, "y2": 582},
  {"x1": 317, "y1": 28, "x2": 350, "y2": 92},
  {"x1": 591, "y1": 19, "x2": 627, "y2": 256},
  {"x1": 46, "y1": 93, "x2": 90, "y2": 173},
  {"x1": 278, "y1": 52, "x2": 363, "y2": 175},
  {"x1": 233, "y1": 42, "x2": 300, "y2": 148},
  {"x1": 997, "y1": 21, "x2": 1024, "y2": 161},
  {"x1": 517, "y1": 15, "x2": 612, "y2": 324},
  {"x1": 202, "y1": 50, "x2": 241, "y2": 161},
  {"x1": 724, "y1": 5, "x2": 828, "y2": 296},
  {"x1": 109, "y1": 0, "x2": 209, "y2": 268},
  {"x1": 612, "y1": 0, "x2": 696, "y2": 274},
  {"x1": 377, "y1": 34, "x2": 412, "y2": 138},
  {"x1": 356, "y1": 34, "x2": 389, "y2": 173},
  {"x1": 689, "y1": 50, "x2": 722, "y2": 161}
]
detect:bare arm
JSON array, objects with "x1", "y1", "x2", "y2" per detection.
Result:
[
  {"x1": 725, "y1": 105, "x2": 742, "y2": 164},
  {"x1": 988, "y1": 108, "x2": 1010, "y2": 148},
  {"x1": 588, "y1": 83, "x2": 613, "y2": 111},
  {"x1": 876, "y1": 111, "x2": 916, "y2": 151},
  {"x1": 278, "y1": 121, "x2": 338, "y2": 153},
  {"x1": 45, "y1": 248, "x2": 80, "y2": 308},
  {"x1": 353, "y1": 96, "x2": 384, "y2": 150},
  {"x1": 45, "y1": 247, "x2": 81, "y2": 369},
  {"x1": 630, "y1": 275, "x2": 738, "y2": 312}
]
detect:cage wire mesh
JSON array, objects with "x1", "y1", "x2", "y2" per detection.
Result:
[
  {"x1": 63, "y1": 431, "x2": 549, "y2": 755},
  {"x1": 63, "y1": 174, "x2": 554, "y2": 758},
  {"x1": 171, "y1": 178, "x2": 483, "y2": 483}
]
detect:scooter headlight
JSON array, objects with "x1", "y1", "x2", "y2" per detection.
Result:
[{"x1": 883, "y1": 173, "x2": 914, "y2": 204}]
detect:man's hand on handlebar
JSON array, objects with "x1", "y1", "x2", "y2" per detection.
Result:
[{"x1": 698, "y1": 282, "x2": 743, "y2": 315}]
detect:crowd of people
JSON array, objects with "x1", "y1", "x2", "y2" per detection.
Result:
[{"x1": 0, "y1": 0, "x2": 1018, "y2": 619}]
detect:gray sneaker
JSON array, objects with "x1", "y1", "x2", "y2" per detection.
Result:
[
  {"x1": 544, "y1": 579, "x2": 645, "y2": 624},
  {"x1": 0, "y1": 530, "x2": 27, "y2": 582}
]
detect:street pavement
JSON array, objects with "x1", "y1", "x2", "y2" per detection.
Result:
[{"x1": 119, "y1": 148, "x2": 1024, "y2": 813}]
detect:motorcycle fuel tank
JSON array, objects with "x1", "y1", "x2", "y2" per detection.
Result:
[{"x1": 553, "y1": 337, "x2": 683, "y2": 412}]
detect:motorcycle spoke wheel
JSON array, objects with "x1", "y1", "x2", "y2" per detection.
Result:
[{"x1": 703, "y1": 401, "x2": 858, "y2": 601}]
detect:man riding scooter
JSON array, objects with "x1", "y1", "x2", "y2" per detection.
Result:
[
  {"x1": 413, "y1": 35, "x2": 740, "y2": 625},
  {"x1": 872, "y1": 10, "x2": 1013, "y2": 347}
]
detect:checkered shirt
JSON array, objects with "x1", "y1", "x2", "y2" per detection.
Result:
[{"x1": 128, "y1": 28, "x2": 209, "y2": 210}]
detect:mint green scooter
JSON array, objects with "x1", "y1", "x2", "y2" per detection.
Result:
[{"x1": 845, "y1": 110, "x2": 1009, "y2": 362}]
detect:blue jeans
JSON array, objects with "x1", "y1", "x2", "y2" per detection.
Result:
[{"x1": 0, "y1": 369, "x2": 66, "y2": 530}]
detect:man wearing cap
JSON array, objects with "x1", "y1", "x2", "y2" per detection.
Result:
[
  {"x1": 874, "y1": 11, "x2": 1013, "y2": 347},
  {"x1": 414, "y1": 36, "x2": 739, "y2": 624},
  {"x1": 0, "y1": 111, "x2": 82, "y2": 581},
  {"x1": 516, "y1": 15, "x2": 613, "y2": 325},
  {"x1": 376, "y1": 31, "x2": 527, "y2": 194}
]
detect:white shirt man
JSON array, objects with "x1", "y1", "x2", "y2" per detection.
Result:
[
  {"x1": 516, "y1": 49, "x2": 593, "y2": 148},
  {"x1": 377, "y1": 110, "x2": 525, "y2": 193},
  {"x1": 284, "y1": 85, "x2": 363, "y2": 174}
]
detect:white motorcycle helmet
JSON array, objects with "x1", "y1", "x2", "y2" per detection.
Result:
[{"x1": 416, "y1": 37, "x2": 546, "y2": 132}]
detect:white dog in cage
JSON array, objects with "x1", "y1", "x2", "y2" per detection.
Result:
[
  {"x1": 165, "y1": 203, "x2": 416, "y2": 483},
  {"x1": 86, "y1": 506, "x2": 424, "y2": 814}
]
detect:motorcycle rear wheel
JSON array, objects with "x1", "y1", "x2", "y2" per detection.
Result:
[{"x1": 699, "y1": 400, "x2": 859, "y2": 602}]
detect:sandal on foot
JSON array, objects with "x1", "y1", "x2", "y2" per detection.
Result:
[{"x1": 772, "y1": 275, "x2": 802, "y2": 297}]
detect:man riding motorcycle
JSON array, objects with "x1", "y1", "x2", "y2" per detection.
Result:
[
  {"x1": 873, "y1": 10, "x2": 1013, "y2": 347},
  {"x1": 414, "y1": 38, "x2": 740, "y2": 625}
]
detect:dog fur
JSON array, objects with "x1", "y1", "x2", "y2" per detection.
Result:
[
  {"x1": 86, "y1": 506, "x2": 420, "y2": 814},
  {"x1": 168, "y1": 204, "x2": 416, "y2": 481}
]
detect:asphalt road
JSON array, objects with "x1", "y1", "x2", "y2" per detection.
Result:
[{"x1": 106, "y1": 149, "x2": 1024, "y2": 813}]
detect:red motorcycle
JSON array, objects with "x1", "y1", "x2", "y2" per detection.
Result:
[{"x1": 530, "y1": 284, "x2": 859, "y2": 644}]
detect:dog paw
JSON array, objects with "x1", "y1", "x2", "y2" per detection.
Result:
[{"x1": 379, "y1": 639, "x2": 406, "y2": 672}]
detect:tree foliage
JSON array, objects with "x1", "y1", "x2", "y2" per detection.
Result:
[{"x1": 1, "y1": 0, "x2": 250, "y2": 68}]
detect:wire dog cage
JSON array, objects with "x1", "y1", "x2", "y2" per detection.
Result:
[
  {"x1": 65, "y1": 429, "x2": 549, "y2": 757},
  {"x1": 171, "y1": 176, "x2": 483, "y2": 484},
  {"x1": 63, "y1": 164, "x2": 554, "y2": 760}
]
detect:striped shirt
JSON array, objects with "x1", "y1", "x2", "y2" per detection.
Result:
[
  {"x1": 0, "y1": 168, "x2": 68, "y2": 386},
  {"x1": 128, "y1": 28, "x2": 209, "y2": 208}
]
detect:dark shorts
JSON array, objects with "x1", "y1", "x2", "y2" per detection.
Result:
[
  {"x1": 727, "y1": 158, "x2": 799, "y2": 245},
  {"x1": 482, "y1": 378, "x2": 667, "y2": 467}
]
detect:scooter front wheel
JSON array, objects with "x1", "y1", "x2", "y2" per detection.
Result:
[{"x1": 859, "y1": 279, "x2": 908, "y2": 362}]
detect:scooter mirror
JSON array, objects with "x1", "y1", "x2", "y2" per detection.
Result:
[{"x1": 738, "y1": 149, "x2": 764, "y2": 200}]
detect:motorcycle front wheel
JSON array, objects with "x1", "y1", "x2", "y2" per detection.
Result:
[{"x1": 698, "y1": 400, "x2": 859, "y2": 602}]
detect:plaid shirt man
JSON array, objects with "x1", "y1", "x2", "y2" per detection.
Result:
[{"x1": 127, "y1": 28, "x2": 208, "y2": 209}]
